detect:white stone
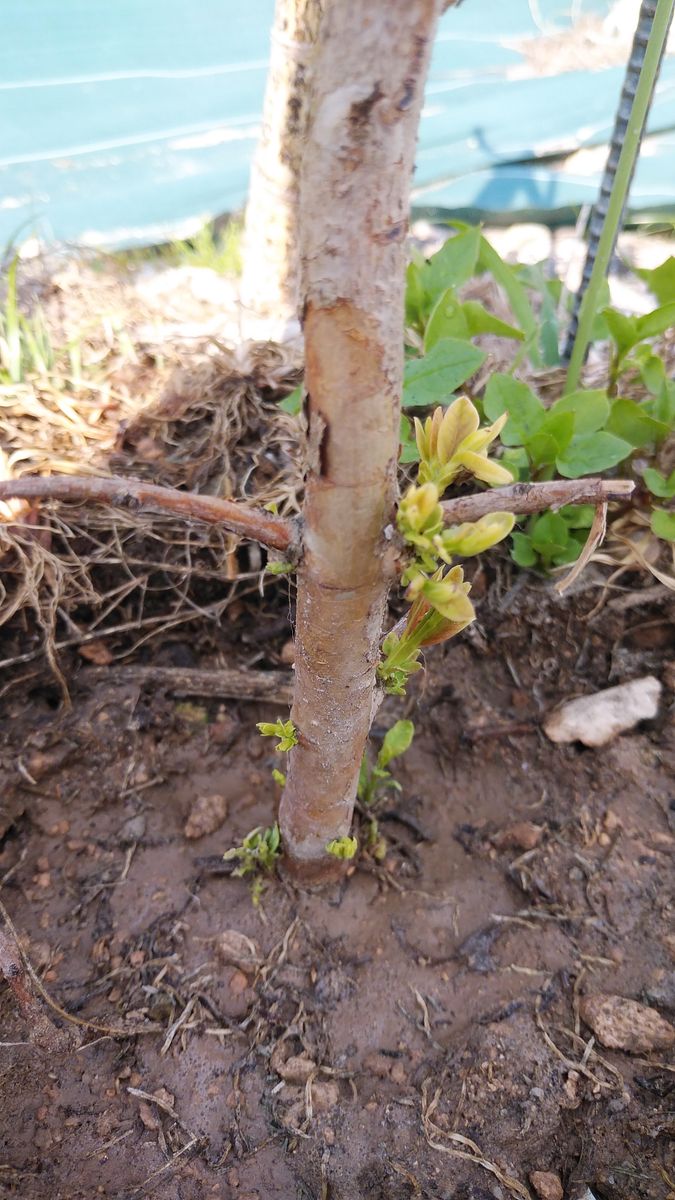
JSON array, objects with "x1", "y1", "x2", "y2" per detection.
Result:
[{"x1": 544, "y1": 676, "x2": 661, "y2": 747}]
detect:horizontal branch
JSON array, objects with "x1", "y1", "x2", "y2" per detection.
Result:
[
  {"x1": 441, "y1": 478, "x2": 635, "y2": 525},
  {"x1": 0, "y1": 475, "x2": 296, "y2": 553}
]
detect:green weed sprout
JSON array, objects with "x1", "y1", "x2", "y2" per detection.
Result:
[
  {"x1": 358, "y1": 719, "x2": 415, "y2": 807},
  {"x1": 256, "y1": 717, "x2": 298, "y2": 752},
  {"x1": 223, "y1": 824, "x2": 282, "y2": 903},
  {"x1": 326, "y1": 836, "x2": 358, "y2": 859}
]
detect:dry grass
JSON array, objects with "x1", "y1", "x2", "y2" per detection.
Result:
[
  {"x1": 0, "y1": 277, "x2": 304, "y2": 675},
  {"x1": 1, "y1": 256, "x2": 672, "y2": 680}
]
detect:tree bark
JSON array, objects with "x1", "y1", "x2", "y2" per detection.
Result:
[
  {"x1": 239, "y1": 0, "x2": 323, "y2": 335},
  {"x1": 279, "y1": 0, "x2": 445, "y2": 883}
]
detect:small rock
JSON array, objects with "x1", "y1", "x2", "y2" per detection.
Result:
[
  {"x1": 309, "y1": 1080, "x2": 340, "y2": 1113},
  {"x1": 228, "y1": 969, "x2": 250, "y2": 996},
  {"x1": 275, "y1": 1055, "x2": 316, "y2": 1084},
  {"x1": 216, "y1": 930, "x2": 260, "y2": 970},
  {"x1": 579, "y1": 993, "x2": 675, "y2": 1053},
  {"x1": 544, "y1": 676, "x2": 661, "y2": 747},
  {"x1": 118, "y1": 814, "x2": 146, "y2": 845},
  {"x1": 78, "y1": 639, "x2": 113, "y2": 665},
  {"x1": 183, "y1": 793, "x2": 228, "y2": 839},
  {"x1": 138, "y1": 1102, "x2": 159, "y2": 1131},
  {"x1": 493, "y1": 822, "x2": 544, "y2": 851},
  {"x1": 529, "y1": 1171, "x2": 563, "y2": 1200}
]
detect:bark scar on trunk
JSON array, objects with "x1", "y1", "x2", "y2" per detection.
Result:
[{"x1": 349, "y1": 83, "x2": 384, "y2": 133}]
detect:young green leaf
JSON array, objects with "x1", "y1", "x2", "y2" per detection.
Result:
[
  {"x1": 418, "y1": 227, "x2": 481, "y2": 303},
  {"x1": 635, "y1": 300, "x2": 675, "y2": 343},
  {"x1": 279, "y1": 384, "x2": 303, "y2": 415},
  {"x1": 461, "y1": 301, "x2": 524, "y2": 342},
  {"x1": 650, "y1": 508, "x2": 675, "y2": 542},
  {"x1": 377, "y1": 719, "x2": 415, "y2": 769},
  {"x1": 604, "y1": 308, "x2": 640, "y2": 360},
  {"x1": 530, "y1": 511, "x2": 571, "y2": 559},
  {"x1": 526, "y1": 411, "x2": 574, "y2": 467},
  {"x1": 549, "y1": 389, "x2": 610, "y2": 435},
  {"x1": 636, "y1": 255, "x2": 675, "y2": 306},
  {"x1": 483, "y1": 374, "x2": 544, "y2": 446},
  {"x1": 643, "y1": 466, "x2": 675, "y2": 499},
  {"x1": 511, "y1": 532, "x2": 538, "y2": 567},
  {"x1": 605, "y1": 398, "x2": 668, "y2": 448},
  {"x1": 476, "y1": 235, "x2": 540, "y2": 363},
  {"x1": 559, "y1": 504, "x2": 596, "y2": 529},
  {"x1": 556, "y1": 431, "x2": 632, "y2": 478},
  {"x1": 402, "y1": 339, "x2": 485, "y2": 408},
  {"x1": 423, "y1": 287, "x2": 466, "y2": 351}
]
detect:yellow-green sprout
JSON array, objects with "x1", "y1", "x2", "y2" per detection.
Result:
[
  {"x1": 414, "y1": 396, "x2": 513, "y2": 491},
  {"x1": 256, "y1": 718, "x2": 298, "y2": 752}
]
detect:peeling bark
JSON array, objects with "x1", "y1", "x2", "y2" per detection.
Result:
[
  {"x1": 240, "y1": 0, "x2": 323, "y2": 333},
  {"x1": 279, "y1": 0, "x2": 445, "y2": 882}
]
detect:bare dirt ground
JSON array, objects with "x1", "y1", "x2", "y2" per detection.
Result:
[{"x1": 1, "y1": 570, "x2": 673, "y2": 1200}]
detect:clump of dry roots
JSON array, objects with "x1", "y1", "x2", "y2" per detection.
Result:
[{"x1": 0, "y1": 340, "x2": 305, "y2": 679}]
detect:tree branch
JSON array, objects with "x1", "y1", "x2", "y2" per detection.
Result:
[
  {"x1": 441, "y1": 478, "x2": 635, "y2": 525},
  {"x1": 0, "y1": 475, "x2": 297, "y2": 554}
]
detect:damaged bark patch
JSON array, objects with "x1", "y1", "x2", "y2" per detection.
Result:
[
  {"x1": 348, "y1": 83, "x2": 384, "y2": 136},
  {"x1": 304, "y1": 301, "x2": 395, "y2": 489}
]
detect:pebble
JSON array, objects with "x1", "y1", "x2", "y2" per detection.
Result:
[
  {"x1": 544, "y1": 677, "x2": 661, "y2": 747},
  {"x1": 579, "y1": 993, "x2": 675, "y2": 1053},
  {"x1": 228, "y1": 969, "x2": 250, "y2": 996},
  {"x1": 183, "y1": 793, "x2": 229, "y2": 839},
  {"x1": 274, "y1": 1054, "x2": 316, "y2": 1084},
  {"x1": 493, "y1": 821, "x2": 544, "y2": 851},
  {"x1": 529, "y1": 1171, "x2": 564, "y2": 1200}
]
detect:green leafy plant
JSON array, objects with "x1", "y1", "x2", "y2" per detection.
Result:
[
  {"x1": 511, "y1": 505, "x2": 596, "y2": 569},
  {"x1": 358, "y1": 719, "x2": 415, "y2": 808},
  {"x1": 223, "y1": 824, "x2": 282, "y2": 904},
  {"x1": 356, "y1": 720, "x2": 416, "y2": 863}
]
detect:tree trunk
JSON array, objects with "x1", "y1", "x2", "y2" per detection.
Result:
[
  {"x1": 279, "y1": 0, "x2": 445, "y2": 884},
  {"x1": 239, "y1": 0, "x2": 323, "y2": 336}
]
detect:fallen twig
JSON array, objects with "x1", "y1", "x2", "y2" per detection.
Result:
[
  {"x1": 0, "y1": 474, "x2": 296, "y2": 553},
  {"x1": 80, "y1": 664, "x2": 294, "y2": 704},
  {"x1": 442, "y1": 478, "x2": 634, "y2": 525}
]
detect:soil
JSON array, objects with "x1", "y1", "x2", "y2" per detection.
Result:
[{"x1": 1, "y1": 573, "x2": 674, "y2": 1200}]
